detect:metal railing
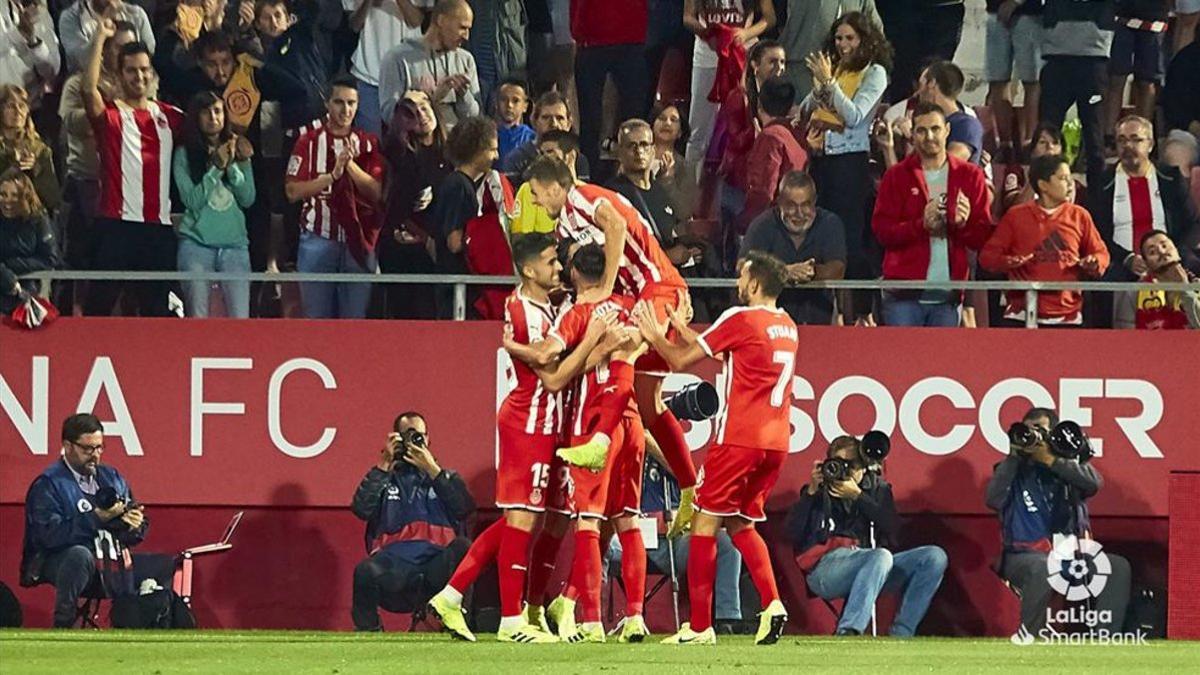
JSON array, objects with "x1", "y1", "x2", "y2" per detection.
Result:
[{"x1": 19, "y1": 270, "x2": 1200, "y2": 327}]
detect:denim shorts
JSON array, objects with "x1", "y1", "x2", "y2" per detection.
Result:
[{"x1": 985, "y1": 13, "x2": 1043, "y2": 83}]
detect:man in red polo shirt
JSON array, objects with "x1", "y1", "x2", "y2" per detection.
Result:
[{"x1": 81, "y1": 16, "x2": 182, "y2": 316}]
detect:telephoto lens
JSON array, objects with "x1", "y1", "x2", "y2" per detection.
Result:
[
  {"x1": 665, "y1": 382, "x2": 720, "y2": 421},
  {"x1": 1048, "y1": 421, "x2": 1093, "y2": 461},
  {"x1": 861, "y1": 430, "x2": 891, "y2": 463},
  {"x1": 1007, "y1": 422, "x2": 1041, "y2": 448}
]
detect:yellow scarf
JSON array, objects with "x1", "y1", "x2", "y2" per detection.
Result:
[{"x1": 810, "y1": 67, "x2": 866, "y2": 132}]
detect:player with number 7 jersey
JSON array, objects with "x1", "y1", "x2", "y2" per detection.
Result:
[{"x1": 633, "y1": 251, "x2": 797, "y2": 646}]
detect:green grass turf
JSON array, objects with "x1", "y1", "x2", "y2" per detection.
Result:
[{"x1": 0, "y1": 631, "x2": 1192, "y2": 674}]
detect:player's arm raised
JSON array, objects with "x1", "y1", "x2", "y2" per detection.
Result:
[
  {"x1": 579, "y1": 200, "x2": 626, "y2": 303},
  {"x1": 634, "y1": 300, "x2": 708, "y2": 371}
]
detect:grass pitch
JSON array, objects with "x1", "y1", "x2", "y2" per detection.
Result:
[{"x1": 0, "y1": 630, "x2": 1191, "y2": 674}]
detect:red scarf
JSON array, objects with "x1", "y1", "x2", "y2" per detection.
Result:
[{"x1": 707, "y1": 24, "x2": 747, "y2": 103}]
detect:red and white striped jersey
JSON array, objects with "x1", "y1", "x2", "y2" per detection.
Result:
[
  {"x1": 698, "y1": 305, "x2": 799, "y2": 452},
  {"x1": 555, "y1": 183, "x2": 685, "y2": 297},
  {"x1": 91, "y1": 100, "x2": 183, "y2": 225},
  {"x1": 549, "y1": 294, "x2": 638, "y2": 437},
  {"x1": 498, "y1": 287, "x2": 562, "y2": 436},
  {"x1": 286, "y1": 121, "x2": 383, "y2": 241}
]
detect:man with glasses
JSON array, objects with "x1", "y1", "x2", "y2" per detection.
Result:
[
  {"x1": 741, "y1": 170, "x2": 847, "y2": 325},
  {"x1": 1092, "y1": 115, "x2": 1200, "y2": 282},
  {"x1": 607, "y1": 119, "x2": 719, "y2": 284},
  {"x1": 20, "y1": 413, "x2": 147, "y2": 627}
]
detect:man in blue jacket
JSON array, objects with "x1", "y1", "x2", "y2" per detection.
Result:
[
  {"x1": 21, "y1": 413, "x2": 147, "y2": 628},
  {"x1": 350, "y1": 411, "x2": 475, "y2": 631}
]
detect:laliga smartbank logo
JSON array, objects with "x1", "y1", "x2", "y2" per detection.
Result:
[
  {"x1": 1047, "y1": 537, "x2": 1110, "y2": 601},
  {"x1": 1010, "y1": 539, "x2": 1147, "y2": 647}
]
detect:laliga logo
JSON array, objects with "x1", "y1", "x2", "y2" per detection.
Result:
[{"x1": 1046, "y1": 538, "x2": 1111, "y2": 601}]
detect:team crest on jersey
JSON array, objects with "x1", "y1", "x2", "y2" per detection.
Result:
[
  {"x1": 77, "y1": 498, "x2": 93, "y2": 513},
  {"x1": 529, "y1": 488, "x2": 543, "y2": 506},
  {"x1": 1004, "y1": 173, "x2": 1019, "y2": 190},
  {"x1": 287, "y1": 155, "x2": 302, "y2": 176}
]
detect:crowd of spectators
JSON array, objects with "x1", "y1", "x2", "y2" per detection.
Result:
[{"x1": 0, "y1": 0, "x2": 1197, "y2": 327}]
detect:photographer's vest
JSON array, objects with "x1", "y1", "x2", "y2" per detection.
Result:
[
  {"x1": 1002, "y1": 464, "x2": 1087, "y2": 553},
  {"x1": 21, "y1": 462, "x2": 134, "y2": 591},
  {"x1": 365, "y1": 469, "x2": 458, "y2": 564}
]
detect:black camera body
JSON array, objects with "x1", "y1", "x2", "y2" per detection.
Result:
[
  {"x1": 820, "y1": 457, "x2": 852, "y2": 483},
  {"x1": 399, "y1": 429, "x2": 427, "y2": 452}
]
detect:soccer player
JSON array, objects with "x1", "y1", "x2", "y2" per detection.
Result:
[
  {"x1": 427, "y1": 233, "x2": 611, "y2": 643},
  {"x1": 635, "y1": 251, "x2": 798, "y2": 646},
  {"x1": 526, "y1": 155, "x2": 701, "y2": 536},
  {"x1": 81, "y1": 16, "x2": 183, "y2": 317},
  {"x1": 542, "y1": 244, "x2": 650, "y2": 643}
]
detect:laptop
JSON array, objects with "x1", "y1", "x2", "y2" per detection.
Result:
[{"x1": 184, "y1": 511, "x2": 244, "y2": 556}]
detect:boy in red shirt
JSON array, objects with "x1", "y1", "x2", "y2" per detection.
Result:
[{"x1": 980, "y1": 154, "x2": 1110, "y2": 325}]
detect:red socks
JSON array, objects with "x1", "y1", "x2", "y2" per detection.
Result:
[
  {"x1": 617, "y1": 529, "x2": 647, "y2": 616},
  {"x1": 498, "y1": 525, "x2": 533, "y2": 618},
  {"x1": 649, "y1": 410, "x2": 697, "y2": 489},
  {"x1": 525, "y1": 529, "x2": 564, "y2": 607},
  {"x1": 686, "y1": 533, "x2": 718, "y2": 632},
  {"x1": 448, "y1": 518, "x2": 505, "y2": 593},
  {"x1": 731, "y1": 528, "x2": 779, "y2": 606},
  {"x1": 570, "y1": 529, "x2": 603, "y2": 623}
]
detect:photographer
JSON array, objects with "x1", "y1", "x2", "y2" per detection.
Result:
[
  {"x1": 20, "y1": 413, "x2": 148, "y2": 628},
  {"x1": 985, "y1": 407, "x2": 1131, "y2": 634},
  {"x1": 350, "y1": 411, "x2": 475, "y2": 632},
  {"x1": 786, "y1": 435, "x2": 947, "y2": 637}
]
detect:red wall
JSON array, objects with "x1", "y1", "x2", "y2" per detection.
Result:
[{"x1": 1, "y1": 319, "x2": 1195, "y2": 633}]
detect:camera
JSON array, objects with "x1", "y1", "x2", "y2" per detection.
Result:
[
  {"x1": 95, "y1": 486, "x2": 140, "y2": 519},
  {"x1": 400, "y1": 429, "x2": 427, "y2": 451},
  {"x1": 1007, "y1": 422, "x2": 1047, "y2": 452},
  {"x1": 1007, "y1": 421, "x2": 1094, "y2": 461},
  {"x1": 666, "y1": 382, "x2": 720, "y2": 422},
  {"x1": 861, "y1": 430, "x2": 891, "y2": 466},
  {"x1": 820, "y1": 457, "x2": 852, "y2": 484}
]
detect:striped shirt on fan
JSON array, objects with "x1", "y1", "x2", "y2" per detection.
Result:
[
  {"x1": 90, "y1": 100, "x2": 183, "y2": 225},
  {"x1": 287, "y1": 122, "x2": 382, "y2": 241}
]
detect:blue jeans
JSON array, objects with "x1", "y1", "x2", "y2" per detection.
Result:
[
  {"x1": 882, "y1": 296, "x2": 961, "y2": 327},
  {"x1": 177, "y1": 238, "x2": 251, "y2": 318},
  {"x1": 607, "y1": 530, "x2": 743, "y2": 621},
  {"x1": 354, "y1": 79, "x2": 381, "y2": 136},
  {"x1": 807, "y1": 545, "x2": 948, "y2": 636},
  {"x1": 297, "y1": 232, "x2": 377, "y2": 319}
]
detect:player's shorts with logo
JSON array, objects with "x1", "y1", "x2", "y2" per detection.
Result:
[
  {"x1": 571, "y1": 415, "x2": 646, "y2": 519},
  {"x1": 497, "y1": 422, "x2": 572, "y2": 513},
  {"x1": 694, "y1": 444, "x2": 786, "y2": 522}
]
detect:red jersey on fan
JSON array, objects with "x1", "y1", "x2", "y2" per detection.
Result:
[
  {"x1": 498, "y1": 289, "x2": 562, "y2": 436},
  {"x1": 555, "y1": 183, "x2": 685, "y2": 297},
  {"x1": 287, "y1": 123, "x2": 384, "y2": 242},
  {"x1": 91, "y1": 100, "x2": 184, "y2": 225},
  {"x1": 697, "y1": 305, "x2": 799, "y2": 452},
  {"x1": 549, "y1": 294, "x2": 639, "y2": 436}
]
